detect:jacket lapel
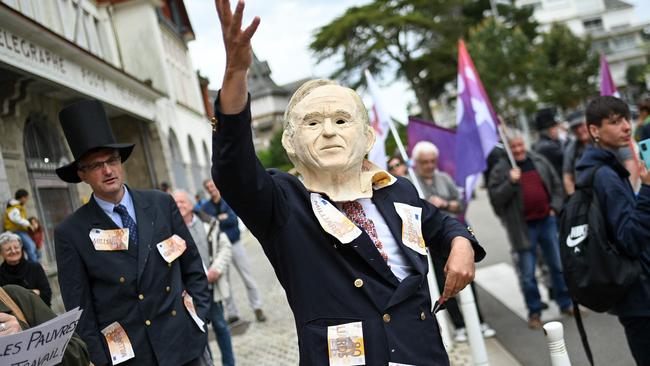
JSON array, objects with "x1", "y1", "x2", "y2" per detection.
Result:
[{"x1": 129, "y1": 189, "x2": 156, "y2": 281}]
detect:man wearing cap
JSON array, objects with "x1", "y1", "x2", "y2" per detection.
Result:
[
  {"x1": 210, "y1": 1, "x2": 484, "y2": 365},
  {"x1": 53, "y1": 100, "x2": 210, "y2": 366},
  {"x1": 533, "y1": 108, "x2": 565, "y2": 179}
]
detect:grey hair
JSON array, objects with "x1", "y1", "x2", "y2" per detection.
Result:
[
  {"x1": 171, "y1": 189, "x2": 196, "y2": 206},
  {"x1": 0, "y1": 232, "x2": 22, "y2": 247},
  {"x1": 505, "y1": 128, "x2": 525, "y2": 142},
  {"x1": 411, "y1": 141, "x2": 439, "y2": 160},
  {"x1": 282, "y1": 79, "x2": 370, "y2": 139}
]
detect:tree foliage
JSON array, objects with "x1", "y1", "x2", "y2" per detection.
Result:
[
  {"x1": 529, "y1": 23, "x2": 599, "y2": 110},
  {"x1": 310, "y1": 0, "x2": 471, "y2": 121},
  {"x1": 257, "y1": 129, "x2": 293, "y2": 171},
  {"x1": 467, "y1": 17, "x2": 536, "y2": 120}
]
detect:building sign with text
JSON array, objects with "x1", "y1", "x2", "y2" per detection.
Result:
[{"x1": 0, "y1": 26, "x2": 157, "y2": 120}]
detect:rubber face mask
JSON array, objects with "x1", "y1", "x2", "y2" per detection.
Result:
[{"x1": 283, "y1": 83, "x2": 381, "y2": 201}]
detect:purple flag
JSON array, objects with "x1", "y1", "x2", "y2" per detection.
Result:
[
  {"x1": 407, "y1": 117, "x2": 457, "y2": 178},
  {"x1": 455, "y1": 40, "x2": 499, "y2": 201},
  {"x1": 600, "y1": 53, "x2": 620, "y2": 97}
]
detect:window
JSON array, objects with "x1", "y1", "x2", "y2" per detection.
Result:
[
  {"x1": 612, "y1": 35, "x2": 636, "y2": 51},
  {"x1": 583, "y1": 18, "x2": 603, "y2": 32}
]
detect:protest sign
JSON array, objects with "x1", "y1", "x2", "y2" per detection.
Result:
[{"x1": 0, "y1": 307, "x2": 83, "y2": 366}]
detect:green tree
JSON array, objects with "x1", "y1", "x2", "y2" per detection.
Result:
[
  {"x1": 257, "y1": 129, "x2": 293, "y2": 171},
  {"x1": 310, "y1": 0, "x2": 537, "y2": 121},
  {"x1": 310, "y1": 0, "x2": 470, "y2": 121},
  {"x1": 530, "y1": 24, "x2": 599, "y2": 110},
  {"x1": 626, "y1": 63, "x2": 649, "y2": 94},
  {"x1": 467, "y1": 17, "x2": 537, "y2": 119}
]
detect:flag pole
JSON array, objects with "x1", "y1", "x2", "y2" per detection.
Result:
[
  {"x1": 385, "y1": 114, "x2": 455, "y2": 351},
  {"x1": 497, "y1": 123, "x2": 516, "y2": 168}
]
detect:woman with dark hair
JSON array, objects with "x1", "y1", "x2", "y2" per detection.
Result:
[
  {"x1": 576, "y1": 96, "x2": 650, "y2": 365},
  {"x1": 0, "y1": 232, "x2": 52, "y2": 307}
]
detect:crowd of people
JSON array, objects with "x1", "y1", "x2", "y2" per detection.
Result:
[
  {"x1": 1, "y1": 88, "x2": 648, "y2": 366},
  {"x1": 389, "y1": 96, "x2": 650, "y2": 364}
]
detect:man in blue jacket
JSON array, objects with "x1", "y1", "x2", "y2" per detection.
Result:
[
  {"x1": 209, "y1": 1, "x2": 484, "y2": 365},
  {"x1": 576, "y1": 96, "x2": 650, "y2": 365},
  {"x1": 201, "y1": 179, "x2": 266, "y2": 323}
]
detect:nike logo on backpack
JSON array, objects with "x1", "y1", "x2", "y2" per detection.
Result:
[{"x1": 566, "y1": 224, "x2": 588, "y2": 247}]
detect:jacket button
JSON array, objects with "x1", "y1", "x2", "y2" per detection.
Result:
[
  {"x1": 420, "y1": 311, "x2": 426, "y2": 320},
  {"x1": 354, "y1": 279, "x2": 363, "y2": 288},
  {"x1": 119, "y1": 277, "x2": 125, "y2": 284},
  {"x1": 145, "y1": 320, "x2": 151, "y2": 326},
  {"x1": 171, "y1": 310, "x2": 177, "y2": 316},
  {"x1": 138, "y1": 294, "x2": 144, "y2": 300},
  {"x1": 165, "y1": 286, "x2": 171, "y2": 293},
  {"x1": 211, "y1": 117, "x2": 218, "y2": 131},
  {"x1": 168, "y1": 263, "x2": 172, "y2": 268},
  {"x1": 383, "y1": 314, "x2": 391, "y2": 323}
]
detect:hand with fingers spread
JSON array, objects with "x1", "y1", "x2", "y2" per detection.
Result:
[
  {"x1": 215, "y1": 0, "x2": 260, "y2": 114},
  {"x1": 441, "y1": 237, "x2": 476, "y2": 300}
]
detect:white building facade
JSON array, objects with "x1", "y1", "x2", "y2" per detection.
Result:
[
  {"x1": 517, "y1": 0, "x2": 650, "y2": 89},
  {"x1": 0, "y1": 0, "x2": 212, "y2": 264}
]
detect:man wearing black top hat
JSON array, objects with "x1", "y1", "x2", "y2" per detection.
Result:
[
  {"x1": 532, "y1": 108, "x2": 565, "y2": 179},
  {"x1": 53, "y1": 100, "x2": 211, "y2": 366}
]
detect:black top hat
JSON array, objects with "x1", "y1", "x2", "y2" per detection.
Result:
[
  {"x1": 534, "y1": 108, "x2": 559, "y2": 131},
  {"x1": 55, "y1": 99, "x2": 134, "y2": 183}
]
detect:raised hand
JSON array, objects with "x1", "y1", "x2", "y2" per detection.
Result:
[{"x1": 215, "y1": 0, "x2": 260, "y2": 114}]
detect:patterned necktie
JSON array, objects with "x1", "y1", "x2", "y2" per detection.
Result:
[
  {"x1": 113, "y1": 204, "x2": 138, "y2": 248},
  {"x1": 341, "y1": 201, "x2": 388, "y2": 262}
]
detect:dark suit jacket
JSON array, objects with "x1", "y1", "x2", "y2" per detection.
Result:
[
  {"x1": 54, "y1": 188, "x2": 210, "y2": 366},
  {"x1": 212, "y1": 96, "x2": 486, "y2": 366}
]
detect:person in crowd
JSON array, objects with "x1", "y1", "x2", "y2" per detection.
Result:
[
  {"x1": 488, "y1": 129, "x2": 573, "y2": 329},
  {"x1": 411, "y1": 141, "x2": 495, "y2": 342},
  {"x1": 0, "y1": 284, "x2": 90, "y2": 365},
  {"x1": 173, "y1": 190, "x2": 235, "y2": 366},
  {"x1": 3, "y1": 189, "x2": 39, "y2": 262},
  {"x1": 0, "y1": 232, "x2": 52, "y2": 307},
  {"x1": 201, "y1": 179, "x2": 266, "y2": 324},
  {"x1": 53, "y1": 99, "x2": 210, "y2": 366},
  {"x1": 563, "y1": 111, "x2": 636, "y2": 195},
  {"x1": 159, "y1": 181, "x2": 172, "y2": 193},
  {"x1": 533, "y1": 108, "x2": 565, "y2": 179},
  {"x1": 27, "y1": 217, "x2": 44, "y2": 261},
  {"x1": 210, "y1": 2, "x2": 484, "y2": 364},
  {"x1": 194, "y1": 191, "x2": 209, "y2": 213},
  {"x1": 634, "y1": 97, "x2": 650, "y2": 142},
  {"x1": 387, "y1": 155, "x2": 407, "y2": 177},
  {"x1": 576, "y1": 96, "x2": 650, "y2": 365}
]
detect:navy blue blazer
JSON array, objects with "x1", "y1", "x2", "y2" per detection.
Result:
[
  {"x1": 212, "y1": 96, "x2": 486, "y2": 366},
  {"x1": 55, "y1": 188, "x2": 210, "y2": 366}
]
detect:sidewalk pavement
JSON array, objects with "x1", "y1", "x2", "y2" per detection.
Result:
[{"x1": 208, "y1": 231, "x2": 521, "y2": 366}]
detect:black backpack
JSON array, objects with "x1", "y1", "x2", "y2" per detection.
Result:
[
  {"x1": 559, "y1": 166, "x2": 641, "y2": 312},
  {"x1": 559, "y1": 166, "x2": 641, "y2": 365}
]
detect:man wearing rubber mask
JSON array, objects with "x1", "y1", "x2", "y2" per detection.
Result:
[{"x1": 210, "y1": 1, "x2": 485, "y2": 365}]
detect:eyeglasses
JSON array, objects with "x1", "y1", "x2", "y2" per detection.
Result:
[
  {"x1": 388, "y1": 162, "x2": 402, "y2": 170},
  {"x1": 78, "y1": 154, "x2": 121, "y2": 173}
]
